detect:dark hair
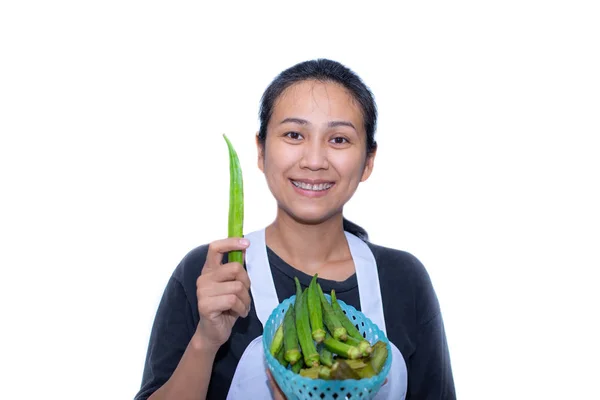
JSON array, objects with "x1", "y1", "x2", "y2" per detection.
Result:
[{"x1": 258, "y1": 58, "x2": 377, "y2": 242}]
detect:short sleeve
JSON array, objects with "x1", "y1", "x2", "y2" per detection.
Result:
[{"x1": 134, "y1": 276, "x2": 196, "y2": 400}]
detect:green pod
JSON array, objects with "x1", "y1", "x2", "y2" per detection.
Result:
[
  {"x1": 299, "y1": 366, "x2": 320, "y2": 379},
  {"x1": 343, "y1": 359, "x2": 367, "y2": 370},
  {"x1": 323, "y1": 333, "x2": 361, "y2": 360},
  {"x1": 319, "y1": 365, "x2": 332, "y2": 380},
  {"x1": 369, "y1": 341, "x2": 388, "y2": 374},
  {"x1": 308, "y1": 274, "x2": 326, "y2": 343},
  {"x1": 275, "y1": 345, "x2": 289, "y2": 368},
  {"x1": 330, "y1": 289, "x2": 364, "y2": 342},
  {"x1": 291, "y1": 357, "x2": 305, "y2": 374},
  {"x1": 344, "y1": 335, "x2": 373, "y2": 357},
  {"x1": 318, "y1": 343, "x2": 333, "y2": 367},
  {"x1": 283, "y1": 306, "x2": 301, "y2": 364},
  {"x1": 223, "y1": 134, "x2": 244, "y2": 265},
  {"x1": 355, "y1": 362, "x2": 376, "y2": 379},
  {"x1": 331, "y1": 359, "x2": 361, "y2": 380},
  {"x1": 270, "y1": 323, "x2": 284, "y2": 356},
  {"x1": 316, "y1": 283, "x2": 347, "y2": 341},
  {"x1": 295, "y1": 280, "x2": 320, "y2": 367}
]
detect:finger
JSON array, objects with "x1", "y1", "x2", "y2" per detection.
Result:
[
  {"x1": 211, "y1": 262, "x2": 251, "y2": 289},
  {"x1": 266, "y1": 369, "x2": 286, "y2": 400},
  {"x1": 202, "y1": 294, "x2": 248, "y2": 318},
  {"x1": 206, "y1": 237, "x2": 250, "y2": 266},
  {"x1": 203, "y1": 281, "x2": 252, "y2": 308}
]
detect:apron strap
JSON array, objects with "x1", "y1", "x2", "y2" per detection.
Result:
[
  {"x1": 344, "y1": 231, "x2": 388, "y2": 336},
  {"x1": 244, "y1": 229, "x2": 280, "y2": 327}
]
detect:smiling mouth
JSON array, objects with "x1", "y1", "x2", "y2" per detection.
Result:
[{"x1": 291, "y1": 180, "x2": 334, "y2": 191}]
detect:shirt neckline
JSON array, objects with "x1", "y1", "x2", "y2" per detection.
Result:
[{"x1": 266, "y1": 246, "x2": 358, "y2": 293}]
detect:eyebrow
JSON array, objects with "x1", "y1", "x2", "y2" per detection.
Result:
[{"x1": 279, "y1": 118, "x2": 357, "y2": 131}]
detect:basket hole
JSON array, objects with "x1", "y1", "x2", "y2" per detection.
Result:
[
  {"x1": 346, "y1": 393, "x2": 352, "y2": 398},
  {"x1": 332, "y1": 394, "x2": 339, "y2": 399},
  {"x1": 340, "y1": 387, "x2": 345, "y2": 391},
  {"x1": 326, "y1": 387, "x2": 331, "y2": 391},
  {"x1": 308, "y1": 392, "x2": 313, "y2": 397},
  {"x1": 320, "y1": 394, "x2": 326, "y2": 399},
  {"x1": 361, "y1": 321, "x2": 364, "y2": 327}
]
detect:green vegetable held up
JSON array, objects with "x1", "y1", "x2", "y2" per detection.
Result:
[{"x1": 223, "y1": 134, "x2": 244, "y2": 265}]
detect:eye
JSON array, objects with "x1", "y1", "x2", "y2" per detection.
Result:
[
  {"x1": 285, "y1": 131, "x2": 303, "y2": 140},
  {"x1": 331, "y1": 136, "x2": 349, "y2": 145}
]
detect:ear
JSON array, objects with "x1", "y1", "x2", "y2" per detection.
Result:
[
  {"x1": 256, "y1": 132, "x2": 265, "y2": 173},
  {"x1": 360, "y1": 148, "x2": 377, "y2": 182}
]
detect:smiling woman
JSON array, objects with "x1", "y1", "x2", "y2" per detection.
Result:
[{"x1": 134, "y1": 59, "x2": 456, "y2": 400}]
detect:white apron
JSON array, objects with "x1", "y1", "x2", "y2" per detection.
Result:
[{"x1": 225, "y1": 228, "x2": 408, "y2": 399}]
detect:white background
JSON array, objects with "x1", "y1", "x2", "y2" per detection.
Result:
[{"x1": 1, "y1": 1, "x2": 599, "y2": 399}]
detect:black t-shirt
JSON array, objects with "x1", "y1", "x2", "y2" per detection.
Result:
[{"x1": 134, "y1": 241, "x2": 456, "y2": 399}]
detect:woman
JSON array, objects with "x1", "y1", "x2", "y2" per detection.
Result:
[{"x1": 134, "y1": 59, "x2": 456, "y2": 399}]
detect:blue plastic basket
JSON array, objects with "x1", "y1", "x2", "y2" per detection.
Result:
[{"x1": 262, "y1": 294, "x2": 393, "y2": 400}]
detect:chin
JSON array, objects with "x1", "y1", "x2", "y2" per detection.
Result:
[{"x1": 281, "y1": 205, "x2": 341, "y2": 226}]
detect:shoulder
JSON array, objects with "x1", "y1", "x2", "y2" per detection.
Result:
[
  {"x1": 366, "y1": 241, "x2": 431, "y2": 283},
  {"x1": 366, "y1": 241, "x2": 441, "y2": 323}
]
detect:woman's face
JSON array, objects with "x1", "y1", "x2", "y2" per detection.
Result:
[{"x1": 257, "y1": 79, "x2": 376, "y2": 225}]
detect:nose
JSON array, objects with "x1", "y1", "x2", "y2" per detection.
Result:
[{"x1": 299, "y1": 140, "x2": 329, "y2": 171}]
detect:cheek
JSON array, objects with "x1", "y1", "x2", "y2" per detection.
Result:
[{"x1": 334, "y1": 154, "x2": 366, "y2": 182}]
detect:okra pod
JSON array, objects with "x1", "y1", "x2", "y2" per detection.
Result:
[
  {"x1": 345, "y1": 335, "x2": 373, "y2": 356},
  {"x1": 330, "y1": 289, "x2": 364, "y2": 341},
  {"x1": 307, "y1": 274, "x2": 326, "y2": 343},
  {"x1": 319, "y1": 366, "x2": 332, "y2": 380},
  {"x1": 343, "y1": 359, "x2": 367, "y2": 370},
  {"x1": 355, "y1": 362, "x2": 376, "y2": 379},
  {"x1": 275, "y1": 345, "x2": 288, "y2": 368},
  {"x1": 316, "y1": 283, "x2": 347, "y2": 341},
  {"x1": 318, "y1": 343, "x2": 333, "y2": 367},
  {"x1": 270, "y1": 323, "x2": 284, "y2": 356},
  {"x1": 369, "y1": 341, "x2": 388, "y2": 374},
  {"x1": 323, "y1": 333, "x2": 361, "y2": 360},
  {"x1": 291, "y1": 357, "x2": 305, "y2": 374},
  {"x1": 299, "y1": 366, "x2": 320, "y2": 379},
  {"x1": 223, "y1": 134, "x2": 244, "y2": 265},
  {"x1": 283, "y1": 306, "x2": 301, "y2": 364},
  {"x1": 331, "y1": 360, "x2": 361, "y2": 380},
  {"x1": 295, "y1": 280, "x2": 320, "y2": 367}
]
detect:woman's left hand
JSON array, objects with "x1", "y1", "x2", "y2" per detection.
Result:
[{"x1": 266, "y1": 369, "x2": 286, "y2": 400}]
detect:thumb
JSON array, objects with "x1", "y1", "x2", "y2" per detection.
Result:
[{"x1": 266, "y1": 369, "x2": 286, "y2": 400}]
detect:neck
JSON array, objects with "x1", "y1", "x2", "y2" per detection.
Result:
[{"x1": 265, "y1": 210, "x2": 351, "y2": 276}]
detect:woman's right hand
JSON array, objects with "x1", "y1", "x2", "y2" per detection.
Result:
[{"x1": 195, "y1": 237, "x2": 252, "y2": 350}]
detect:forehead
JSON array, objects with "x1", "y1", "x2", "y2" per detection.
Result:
[{"x1": 270, "y1": 80, "x2": 364, "y2": 128}]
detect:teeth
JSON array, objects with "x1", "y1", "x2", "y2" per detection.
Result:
[{"x1": 292, "y1": 181, "x2": 333, "y2": 191}]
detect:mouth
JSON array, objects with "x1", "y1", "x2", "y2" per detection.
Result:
[{"x1": 290, "y1": 179, "x2": 335, "y2": 192}]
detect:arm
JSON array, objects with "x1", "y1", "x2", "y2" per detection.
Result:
[
  {"x1": 407, "y1": 312, "x2": 456, "y2": 399},
  {"x1": 135, "y1": 238, "x2": 252, "y2": 400},
  {"x1": 148, "y1": 332, "x2": 218, "y2": 400},
  {"x1": 135, "y1": 276, "x2": 208, "y2": 400}
]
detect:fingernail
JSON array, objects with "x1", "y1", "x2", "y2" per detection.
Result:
[{"x1": 239, "y1": 238, "x2": 250, "y2": 246}]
